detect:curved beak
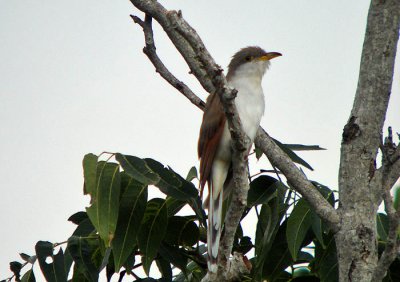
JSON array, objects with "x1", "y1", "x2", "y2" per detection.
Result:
[{"x1": 259, "y1": 52, "x2": 282, "y2": 61}]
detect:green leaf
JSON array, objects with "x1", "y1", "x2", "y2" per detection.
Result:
[
  {"x1": 72, "y1": 218, "x2": 95, "y2": 237},
  {"x1": 254, "y1": 146, "x2": 263, "y2": 160},
  {"x1": 115, "y1": 154, "x2": 160, "y2": 185},
  {"x1": 112, "y1": 175, "x2": 148, "y2": 271},
  {"x1": 393, "y1": 186, "x2": 400, "y2": 210},
  {"x1": 68, "y1": 211, "x2": 89, "y2": 225},
  {"x1": 255, "y1": 204, "x2": 273, "y2": 258},
  {"x1": 383, "y1": 256, "x2": 400, "y2": 282},
  {"x1": 71, "y1": 263, "x2": 90, "y2": 282},
  {"x1": 99, "y1": 247, "x2": 111, "y2": 272},
  {"x1": 83, "y1": 154, "x2": 98, "y2": 195},
  {"x1": 186, "y1": 166, "x2": 198, "y2": 181},
  {"x1": 20, "y1": 253, "x2": 30, "y2": 262},
  {"x1": 10, "y1": 261, "x2": 22, "y2": 281},
  {"x1": 144, "y1": 158, "x2": 198, "y2": 200},
  {"x1": 35, "y1": 241, "x2": 67, "y2": 282},
  {"x1": 67, "y1": 236, "x2": 99, "y2": 282},
  {"x1": 106, "y1": 250, "x2": 115, "y2": 282},
  {"x1": 166, "y1": 197, "x2": 186, "y2": 217},
  {"x1": 234, "y1": 236, "x2": 253, "y2": 255},
  {"x1": 256, "y1": 182, "x2": 288, "y2": 251},
  {"x1": 311, "y1": 210, "x2": 325, "y2": 248},
  {"x1": 297, "y1": 251, "x2": 314, "y2": 263},
  {"x1": 173, "y1": 258, "x2": 206, "y2": 282},
  {"x1": 21, "y1": 269, "x2": 36, "y2": 282},
  {"x1": 63, "y1": 248, "x2": 73, "y2": 280},
  {"x1": 159, "y1": 244, "x2": 188, "y2": 273},
  {"x1": 116, "y1": 154, "x2": 198, "y2": 200},
  {"x1": 272, "y1": 138, "x2": 314, "y2": 170},
  {"x1": 282, "y1": 144, "x2": 326, "y2": 151},
  {"x1": 137, "y1": 198, "x2": 169, "y2": 275},
  {"x1": 262, "y1": 221, "x2": 293, "y2": 280},
  {"x1": 311, "y1": 181, "x2": 335, "y2": 206},
  {"x1": 123, "y1": 250, "x2": 136, "y2": 275},
  {"x1": 188, "y1": 196, "x2": 207, "y2": 227},
  {"x1": 313, "y1": 233, "x2": 338, "y2": 282},
  {"x1": 309, "y1": 181, "x2": 335, "y2": 247},
  {"x1": 272, "y1": 271, "x2": 292, "y2": 282},
  {"x1": 86, "y1": 161, "x2": 121, "y2": 247},
  {"x1": 293, "y1": 267, "x2": 311, "y2": 278},
  {"x1": 164, "y1": 216, "x2": 199, "y2": 247},
  {"x1": 377, "y1": 213, "x2": 389, "y2": 242},
  {"x1": 286, "y1": 199, "x2": 312, "y2": 261},
  {"x1": 19, "y1": 253, "x2": 36, "y2": 264},
  {"x1": 156, "y1": 258, "x2": 172, "y2": 281},
  {"x1": 247, "y1": 175, "x2": 278, "y2": 207},
  {"x1": 254, "y1": 181, "x2": 288, "y2": 281}
]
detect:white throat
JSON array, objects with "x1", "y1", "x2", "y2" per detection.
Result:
[{"x1": 229, "y1": 60, "x2": 270, "y2": 85}]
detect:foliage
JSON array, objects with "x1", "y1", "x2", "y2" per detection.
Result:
[{"x1": 2, "y1": 145, "x2": 400, "y2": 282}]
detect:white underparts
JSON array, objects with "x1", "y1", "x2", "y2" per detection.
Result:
[{"x1": 207, "y1": 59, "x2": 268, "y2": 272}]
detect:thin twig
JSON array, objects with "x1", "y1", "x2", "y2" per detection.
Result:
[
  {"x1": 130, "y1": 14, "x2": 205, "y2": 111},
  {"x1": 3, "y1": 262, "x2": 28, "y2": 282},
  {"x1": 53, "y1": 240, "x2": 68, "y2": 248}
]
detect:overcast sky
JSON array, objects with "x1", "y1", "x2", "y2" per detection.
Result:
[{"x1": 1, "y1": 0, "x2": 399, "y2": 280}]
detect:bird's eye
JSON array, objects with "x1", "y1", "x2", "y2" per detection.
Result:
[{"x1": 245, "y1": 56, "x2": 251, "y2": 61}]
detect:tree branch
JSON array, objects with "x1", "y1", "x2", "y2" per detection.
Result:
[
  {"x1": 130, "y1": 0, "x2": 216, "y2": 94},
  {"x1": 254, "y1": 128, "x2": 341, "y2": 231},
  {"x1": 386, "y1": 146, "x2": 400, "y2": 189},
  {"x1": 378, "y1": 133, "x2": 400, "y2": 191},
  {"x1": 373, "y1": 128, "x2": 400, "y2": 281},
  {"x1": 130, "y1": 14, "x2": 205, "y2": 111}
]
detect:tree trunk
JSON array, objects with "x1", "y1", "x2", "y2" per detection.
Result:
[{"x1": 336, "y1": 0, "x2": 400, "y2": 281}]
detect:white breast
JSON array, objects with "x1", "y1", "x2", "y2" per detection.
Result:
[
  {"x1": 214, "y1": 60, "x2": 267, "y2": 161},
  {"x1": 228, "y1": 60, "x2": 267, "y2": 142}
]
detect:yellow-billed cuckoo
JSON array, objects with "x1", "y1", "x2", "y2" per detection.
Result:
[{"x1": 198, "y1": 46, "x2": 281, "y2": 272}]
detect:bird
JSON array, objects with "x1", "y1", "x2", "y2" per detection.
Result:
[{"x1": 197, "y1": 46, "x2": 281, "y2": 273}]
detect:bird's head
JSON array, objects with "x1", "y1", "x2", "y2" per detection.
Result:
[{"x1": 226, "y1": 46, "x2": 281, "y2": 81}]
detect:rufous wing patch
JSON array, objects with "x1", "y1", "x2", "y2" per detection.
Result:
[{"x1": 198, "y1": 93, "x2": 226, "y2": 198}]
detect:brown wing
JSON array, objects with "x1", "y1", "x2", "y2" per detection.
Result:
[{"x1": 198, "y1": 93, "x2": 226, "y2": 198}]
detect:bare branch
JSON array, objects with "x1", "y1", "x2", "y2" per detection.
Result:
[
  {"x1": 380, "y1": 138, "x2": 400, "y2": 191},
  {"x1": 373, "y1": 128, "x2": 400, "y2": 280},
  {"x1": 386, "y1": 147, "x2": 400, "y2": 189},
  {"x1": 254, "y1": 128, "x2": 341, "y2": 231},
  {"x1": 130, "y1": 0, "x2": 216, "y2": 93},
  {"x1": 130, "y1": 14, "x2": 205, "y2": 110}
]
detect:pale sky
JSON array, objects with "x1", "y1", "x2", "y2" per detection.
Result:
[{"x1": 1, "y1": 0, "x2": 399, "y2": 280}]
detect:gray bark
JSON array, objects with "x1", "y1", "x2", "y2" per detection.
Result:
[{"x1": 336, "y1": 0, "x2": 400, "y2": 281}]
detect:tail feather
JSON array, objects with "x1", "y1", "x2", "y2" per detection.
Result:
[{"x1": 207, "y1": 187, "x2": 223, "y2": 273}]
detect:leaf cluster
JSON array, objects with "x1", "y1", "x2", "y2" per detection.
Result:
[{"x1": 3, "y1": 147, "x2": 400, "y2": 281}]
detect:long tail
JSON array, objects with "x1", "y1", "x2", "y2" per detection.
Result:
[{"x1": 207, "y1": 186, "x2": 223, "y2": 273}]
